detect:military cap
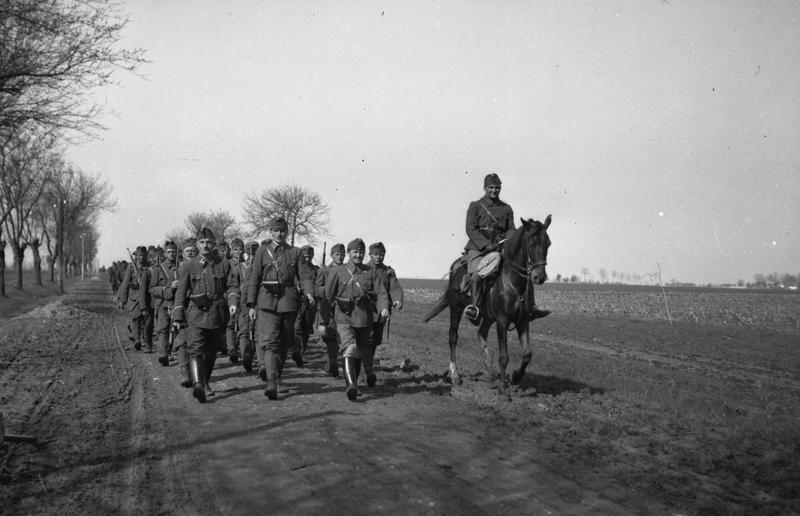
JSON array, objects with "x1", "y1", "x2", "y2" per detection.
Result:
[
  {"x1": 164, "y1": 240, "x2": 178, "y2": 251},
  {"x1": 484, "y1": 173, "x2": 502, "y2": 187},
  {"x1": 300, "y1": 245, "x2": 314, "y2": 256},
  {"x1": 268, "y1": 217, "x2": 288, "y2": 231},
  {"x1": 246, "y1": 241, "x2": 259, "y2": 251},
  {"x1": 369, "y1": 242, "x2": 385, "y2": 253},
  {"x1": 330, "y1": 243, "x2": 345, "y2": 254},
  {"x1": 135, "y1": 245, "x2": 147, "y2": 255},
  {"x1": 230, "y1": 237, "x2": 244, "y2": 249},
  {"x1": 347, "y1": 238, "x2": 365, "y2": 252},
  {"x1": 182, "y1": 238, "x2": 196, "y2": 250},
  {"x1": 196, "y1": 227, "x2": 215, "y2": 241}
]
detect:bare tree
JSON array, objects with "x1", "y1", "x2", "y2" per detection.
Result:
[
  {"x1": 0, "y1": 129, "x2": 56, "y2": 291},
  {"x1": 0, "y1": 0, "x2": 146, "y2": 142},
  {"x1": 165, "y1": 228, "x2": 192, "y2": 247},
  {"x1": 184, "y1": 210, "x2": 238, "y2": 244},
  {"x1": 243, "y1": 184, "x2": 330, "y2": 246}
]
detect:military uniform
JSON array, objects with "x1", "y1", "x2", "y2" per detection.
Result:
[
  {"x1": 234, "y1": 242, "x2": 259, "y2": 372},
  {"x1": 314, "y1": 243, "x2": 345, "y2": 377},
  {"x1": 173, "y1": 230, "x2": 240, "y2": 403},
  {"x1": 294, "y1": 245, "x2": 319, "y2": 361},
  {"x1": 464, "y1": 173, "x2": 515, "y2": 322},
  {"x1": 246, "y1": 220, "x2": 314, "y2": 400},
  {"x1": 148, "y1": 243, "x2": 178, "y2": 366},
  {"x1": 116, "y1": 248, "x2": 149, "y2": 350},
  {"x1": 320, "y1": 238, "x2": 389, "y2": 401},
  {"x1": 366, "y1": 243, "x2": 404, "y2": 355}
]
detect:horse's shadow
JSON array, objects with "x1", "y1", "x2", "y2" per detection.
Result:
[{"x1": 513, "y1": 373, "x2": 605, "y2": 396}]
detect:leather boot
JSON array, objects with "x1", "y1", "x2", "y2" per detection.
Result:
[
  {"x1": 343, "y1": 357, "x2": 358, "y2": 401},
  {"x1": 264, "y1": 352, "x2": 278, "y2": 400},
  {"x1": 325, "y1": 338, "x2": 339, "y2": 377},
  {"x1": 464, "y1": 272, "x2": 483, "y2": 325},
  {"x1": 180, "y1": 363, "x2": 192, "y2": 388},
  {"x1": 291, "y1": 337, "x2": 304, "y2": 367},
  {"x1": 226, "y1": 328, "x2": 239, "y2": 363},
  {"x1": 190, "y1": 357, "x2": 206, "y2": 403},
  {"x1": 158, "y1": 333, "x2": 170, "y2": 366},
  {"x1": 240, "y1": 334, "x2": 253, "y2": 372},
  {"x1": 203, "y1": 354, "x2": 216, "y2": 397}
]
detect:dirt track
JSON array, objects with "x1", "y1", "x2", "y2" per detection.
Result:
[
  {"x1": 0, "y1": 278, "x2": 637, "y2": 515},
  {"x1": 3, "y1": 278, "x2": 799, "y2": 515}
]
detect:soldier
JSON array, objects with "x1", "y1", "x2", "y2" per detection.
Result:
[
  {"x1": 148, "y1": 241, "x2": 179, "y2": 366},
  {"x1": 139, "y1": 246, "x2": 162, "y2": 353},
  {"x1": 235, "y1": 241, "x2": 259, "y2": 372},
  {"x1": 173, "y1": 239, "x2": 197, "y2": 388},
  {"x1": 116, "y1": 246, "x2": 149, "y2": 351},
  {"x1": 293, "y1": 245, "x2": 319, "y2": 362},
  {"x1": 172, "y1": 228, "x2": 239, "y2": 403},
  {"x1": 246, "y1": 217, "x2": 314, "y2": 400},
  {"x1": 463, "y1": 173, "x2": 516, "y2": 324},
  {"x1": 366, "y1": 242, "x2": 404, "y2": 380},
  {"x1": 319, "y1": 238, "x2": 389, "y2": 401},
  {"x1": 314, "y1": 243, "x2": 345, "y2": 377},
  {"x1": 109, "y1": 261, "x2": 120, "y2": 294},
  {"x1": 225, "y1": 238, "x2": 246, "y2": 363}
]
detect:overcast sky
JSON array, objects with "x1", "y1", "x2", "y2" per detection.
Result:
[{"x1": 68, "y1": 0, "x2": 799, "y2": 285}]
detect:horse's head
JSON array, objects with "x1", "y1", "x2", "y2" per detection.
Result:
[{"x1": 519, "y1": 214, "x2": 551, "y2": 285}]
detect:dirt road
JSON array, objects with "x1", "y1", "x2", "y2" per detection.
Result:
[{"x1": 1, "y1": 279, "x2": 635, "y2": 515}]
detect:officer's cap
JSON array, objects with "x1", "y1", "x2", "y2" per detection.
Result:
[
  {"x1": 369, "y1": 242, "x2": 385, "y2": 253},
  {"x1": 484, "y1": 173, "x2": 502, "y2": 187},
  {"x1": 347, "y1": 238, "x2": 365, "y2": 252},
  {"x1": 196, "y1": 227, "x2": 215, "y2": 241},
  {"x1": 268, "y1": 217, "x2": 288, "y2": 231}
]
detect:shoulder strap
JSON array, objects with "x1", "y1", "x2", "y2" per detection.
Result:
[{"x1": 479, "y1": 201, "x2": 500, "y2": 225}]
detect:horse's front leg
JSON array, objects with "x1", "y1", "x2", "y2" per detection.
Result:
[
  {"x1": 495, "y1": 323, "x2": 510, "y2": 394},
  {"x1": 511, "y1": 321, "x2": 531, "y2": 385},
  {"x1": 448, "y1": 303, "x2": 463, "y2": 385}
]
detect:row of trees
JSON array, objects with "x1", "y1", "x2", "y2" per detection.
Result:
[
  {"x1": 156, "y1": 184, "x2": 331, "y2": 254},
  {"x1": 0, "y1": 0, "x2": 145, "y2": 295}
]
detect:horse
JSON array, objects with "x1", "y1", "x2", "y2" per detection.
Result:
[{"x1": 422, "y1": 215, "x2": 551, "y2": 393}]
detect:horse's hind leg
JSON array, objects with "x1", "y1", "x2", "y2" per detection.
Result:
[
  {"x1": 511, "y1": 323, "x2": 532, "y2": 385},
  {"x1": 448, "y1": 304, "x2": 463, "y2": 385},
  {"x1": 495, "y1": 324, "x2": 510, "y2": 394}
]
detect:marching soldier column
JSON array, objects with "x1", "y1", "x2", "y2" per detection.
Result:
[{"x1": 109, "y1": 226, "x2": 406, "y2": 404}]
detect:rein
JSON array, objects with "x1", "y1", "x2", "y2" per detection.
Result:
[{"x1": 500, "y1": 229, "x2": 546, "y2": 328}]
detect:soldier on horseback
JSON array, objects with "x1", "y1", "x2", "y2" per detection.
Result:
[{"x1": 463, "y1": 173, "x2": 515, "y2": 324}]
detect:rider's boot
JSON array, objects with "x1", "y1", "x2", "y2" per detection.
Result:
[
  {"x1": 190, "y1": 356, "x2": 206, "y2": 403},
  {"x1": 263, "y1": 352, "x2": 279, "y2": 400},
  {"x1": 343, "y1": 357, "x2": 359, "y2": 401},
  {"x1": 464, "y1": 272, "x2": 483, "y2": 325},
  {"x1": 325, "y1": 337, "x2": 339, "y2": 377},
  {"x1": 203, "y1": 353, "x2": 216, "y2": 397}
]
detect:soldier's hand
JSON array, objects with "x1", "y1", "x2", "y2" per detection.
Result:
[
  {"x1": 171, "y1": 280, "x2": 179, "y2": 289},
  {"x1": 380, "y1": 308, "x2": 390, "y2": 320},
  {"x1": 172, "y1": 321, "x2": 185, "y2": 331},
  {"x1": 317, "y1": 324, "x2": 328, "y2": 338},
  {"x1": 248, "y1": 308, "x2": 256, "y2": 322},
  {"x1": 229, "y1": 305, "x2": 238, "y2": 316},
  {"x1": 392, "y1": 300, "x2": 402, "y2": 310}
]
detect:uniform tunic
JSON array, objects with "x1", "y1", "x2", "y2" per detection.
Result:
[
  {"x1": 148, "y1": 261, "x2": 178, "y2": 338},
  {"x1": 367, "y1": 261, "x2": 404, "y2": 348},
  {"x1": 246, "y1": 242, "x2": 314, "y2": 356},
  {"x1": 464, "y1": 194, "x2": 515, "y2": 273},
  {"x1": 173, "y1": 254, "x2": 239, "y2": 356},
  {"x1": 321, "y1": 262, "x2": 389, "y2": 358}
]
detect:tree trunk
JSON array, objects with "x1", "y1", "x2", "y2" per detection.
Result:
[
  {"x1": 0, "y1": 239, "x2": 6, "y2": 297},
  {"x1": 11, "y1": 243, "x2": 25, "y2": 290},
  {"x1": 32, "y1": 242, "x2": 42, "y2": 286}
]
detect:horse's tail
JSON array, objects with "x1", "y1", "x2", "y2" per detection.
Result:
[{"x1": 421, "y1": 287, "x2": 452, "y2": 323}]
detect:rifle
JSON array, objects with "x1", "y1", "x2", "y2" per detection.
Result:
[
  {"x1": 125, "y1": 247, "x2": 143, "y2": 285},
  {"x1": 321, "y1": 241, "x2": 326, "y2": 267}
]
